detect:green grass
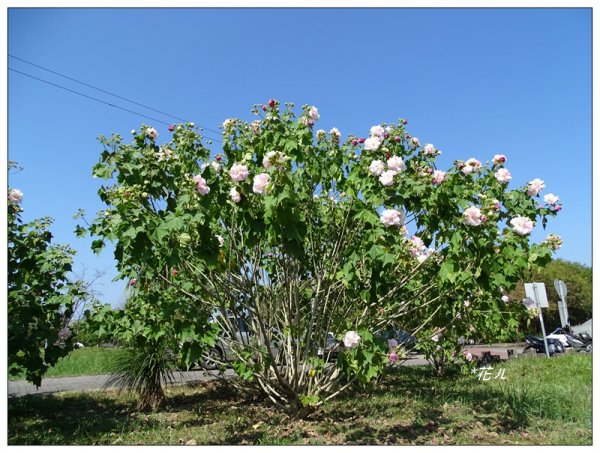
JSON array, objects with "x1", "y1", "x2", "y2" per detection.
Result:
[
  {"x1": 9, "y1": 347, "x2": 120, "y2": 381},
  {"x1": 8, "y1": 353, "x2": 592, "y2": 445}
]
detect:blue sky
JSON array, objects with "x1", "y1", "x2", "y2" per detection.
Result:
[{"x1": 7, "y1": 8, "x2": 592, "y2": 309}]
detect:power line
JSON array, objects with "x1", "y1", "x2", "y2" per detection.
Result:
[
  {"x1": 9, "y1": 54, "x2": 222, "y2": 138},
  {"x1": 9, "y1": 67, "x2": 222, "y2": 143}
]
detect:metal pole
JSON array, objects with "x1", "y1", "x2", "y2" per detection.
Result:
[{"x1": 533, "y1": 283, "x2": 551, "y2": 358}]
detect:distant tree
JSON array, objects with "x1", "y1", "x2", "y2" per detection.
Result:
[{"x1": 511, "y1": 259, "x2": 592, "y2": 331}]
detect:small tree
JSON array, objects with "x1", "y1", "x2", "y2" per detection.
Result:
[
  {"x1": 85, "y1": 101, "x2": 561, "y2": 415},
  {"x1": 8, "y1": 180, "x2": 88, "y2": 386}
]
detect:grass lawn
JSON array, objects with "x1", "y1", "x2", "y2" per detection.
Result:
[
  {"x1": 7, "y1": 353, "x2": 591, "y2": 445},
  {"x1": 9, "y1": 347, "x2": 119, "y2": 381}
]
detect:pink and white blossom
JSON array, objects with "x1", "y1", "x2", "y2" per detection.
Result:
[
  {"x1": 364, "y1": 136, "x2": 382, "y2": 151},
  {"x1": 494, "y1": 168, "x2": 512, "y2": 184},
  {"x1": 308, "y1": 106, "x2": 320, "y2": 121},
  {"x1": 370, "y1": 125, "x2": 385, "y2": 137},
  {"x1": 431, "y1": 334, "x2": 439, "y2": 343},
  {"x1": 343, "y1": 331, "x2": 361, "y2": 349},
  {"x1": 465, "y1": 352, "x2": 473, "y2": 362},
  {"x1": 409, "y1": 236, "x2": 426, "y2": 257},
  {"x1": 252, "y1": 173, "x2": 270, "y2": 195},
  {"x1": 510, "y1": 216, "x2": 535, "y2": 235},
  {"x1": 211, "y1": 160, "x2": 221, "y2": 172},
  {"x1": 432, "y1": 170, "x2": 446, "y2": 185},
  {"x1": 229, "y1": 187, "x2": 242, "y2": 203},
  {"x1": 8, "y1": 188, "x2": 23, "y2": 204},
  {"x1": 464, "y1": 300, "x2": 471, "y2": 308},
  {"x1": 543, "y1": 193, "x2": 559, "y2": 205},
  {"x1": 263, "y1": 151, "x2": 277, "y2": 169},
  {"x1": 379, "y1": 170, "x2": 396, "y2": 186},
  {"x1": 380, "y1": 209, "x2": 404, "y2": 228},
  {"x1": 388, "y1": 339, "x2": 399, "y2": 349},
  {"x1": 193, "y1": 175, "x2": 210, "y2": 195},
  {"x1": 423, "y1": 143, "x2": 436, "y2": 155},
  {"x1": 501, "y1": 295, "x2": 510, "y2": 303},
  {"x1": 492, "y1": 154, "x2": 507, "y2": 165},
  {"x1": 330, "y1": 127, "x2": 341, "y2": 139},
  {"x1": 388, "y1": 352, "x2": 399, "y2": 363},
  {"x1": 229, "y1": 163, "x2": 249, "y2": 182},
  {"x1": 146, "y1": 127, "x2": 158, "y2": 140},
  {"x1": 368, "y1": 160, "x2": 386, "y2": 176},
  {"x1": 526, "y1": 178, "x2": 545, "y2": 197},
  {"x1": 543, "y1": 233, "x2": 563, "y2": 250},
  {"x1": 410, "y1": 136, "x2": 421, "y2": 148},
  {"x1": 222, "y1": 118, "x2": 235, "y2": 131},
  {"x1": 387, "y1": 156, "x2": 406, "y2": 173},
  {"x1": 462, "y1": 158, "x2": 482, "y2": 175},
  {"x1": 463, "y1": 206, "x2": 483, "y2": 226}
]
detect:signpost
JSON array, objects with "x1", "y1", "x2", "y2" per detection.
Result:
[
  {"x1": 554, "y1": 279, "x2": 570, "y2": 328},
  {"x1": 524, "y1": 282, "x2": 550, "y2": 358}
]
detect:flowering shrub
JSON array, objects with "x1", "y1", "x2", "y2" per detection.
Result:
[
  {"x1": 84, "y1": 100, "x2": 561, "y2": 415},
  {"x1": 8, "y1": 175, "x2": 88, "y2": 386}
]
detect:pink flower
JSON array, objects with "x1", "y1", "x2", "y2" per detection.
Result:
[
  {"x1": 379, "y1": 170, "x2": 396, "y2": 186},
  {"x1": 364, "y1": 136, "x2": 382, "y2": 151},
  {"x1": 343, "y1": 331, "x2": 361, "y2": 349},
  {"x1": 494, "y1": 168, "x2": 512, "y2": 184},
  {"x1": 387, "y1": 156, "x2": 406, "y2": 173},
  {"x1": 229, "y1": 163, "x2": 249, "y2": 182},
  {"x1": 423, "y1": 143, "x2": 436, "y2": 155},
  {"x1": 230, "y1": 187, "x2": 241, "y2": 203},
  {"x1": 263, "y1": 151, "x2": 277, "y2": 169},
  {"x1": 431, "y1": 334, "x2": 439, "y2": 343},
  {"x1": 168, "y1": 124, "x2": 175, "y2": 132},
  {"x1": 388, "y1": 339, "x2": 399, "y2": 349},
  {"x1": 388, "y1": 352, "x2": 399, "y2": 363},
  {"x1": 465, "y1": 352, "x2": 473, "y2": 362},
  {"x1": 380, "y1": 209, "x2": 404, "y2": 227},
  {"x1": 526, "y1": 178, "x2": 545, "y2": 196},
  {"x1": 410, "y1": 137, "x2": 421, "y2": 148},
  {"x1": 410, "y1": 236, "x2": 426, "y2": 256},
  {"x1": 268, "y1": 99, "x2": 277, "y2": 108},
  {"x1": 330, "y1": 127, "x2": 341, "y2": 139},
  {"x1": 543, "y1": 193, "x2": 559, "y2": 205},
  {"x1": 252, "y1": 173, "x2": 270, "y2": 195},
  {"x1": 370, "y1": 125, "x2": 385, "y2": 137},
  {"x1": 510, "y1": 216, "x2": 535, "y2": 235},
  {"x1": 129, "y1": 278, "x2": 137, "y2": 286},
  {"x1": 368, "y1": 160, "x2": 385, "y2": 176},
  {"x1": 463, "y1": 206, "x2": 483, "y2": 226},
  {"x1": 432, "y1": 170, "x2": 446, "y2": 185},
  {"x1": 462, "y1": 158, "x2": 482, "y2": 175},
  {"x1": 492, "y1": 154, "x2": 507, "y2": 165},
  {"x1": 58, "y1": 327, "x2": 72, "y2": 340},
  {"x1": 8, "y1": 188, "x2": 23, "y2": 204},
  {"x1": 502, "y1": 295, "x2": 510, "y2": 303},
  {"x1": 193, "y1": 175, "x2": 210, "y2": 195},
  {"x1": 308, "y1": 106, "x2": 320, "y2": 121}
]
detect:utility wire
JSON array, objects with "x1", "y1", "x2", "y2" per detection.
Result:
[
  {"x1": 9, "y1": 67, "x2": 222, "y2": 143},
  {"x1": 9, "y1": 54, "x2": 222, "y2": 137}
]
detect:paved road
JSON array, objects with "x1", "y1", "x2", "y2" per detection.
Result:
[{"x1": 8, "y1": 346, "x2": 522, "y2": 398}]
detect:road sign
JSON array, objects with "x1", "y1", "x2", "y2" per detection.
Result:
[
  {"x1": 554, "y1": 279, "x2": 568, "y2": 298},
  {"x1": 524, "y1": 282, "x2": 549, "y2": 308}
]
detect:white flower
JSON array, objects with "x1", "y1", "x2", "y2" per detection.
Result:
[
  {"x1": 462, "y1": 158, "x2": 482, "y2": 175},
  {"x1": 216, "y1": 235, "x2": 224, "y2": 247},
  {"x1": 526, "y1": 178, "x2": 545, "y2": 197},
  {"x1": 379, "y1": 170, "x2": 396, "y2": 186},
  {"x1": 229, "y1": 163, "x2": 249, "y2": 182},
  {"x1": 230, "y1": 187, "x2": 241, "y2": 203},
  {"x1": 423, "y1": 143, "x2": 436, "y2": 155},
  {"x1": 543, "y1": 193, "x2": 559, "y2": 205},
  {"x1": 502, "y1": 295, "x2": 510, "y2": 303},
  {"x1": 364, "y1": 136, "x2": 382, "y2": 151},
  {"x1": 263, "y1": 151, "x2": 277, "y2": 169},
  {"x1": 463, "y1": 206, "x2": 483, "y2": 226},
  {"x1": 370, "y1": 125, "x2": 385, "y2": 137},
  {"x1": 343, "y1": 331, "x2": 361, "y2": 349},
  {"x1": 131, "y1": 129, "x2": 136, "y2": 135},
  {"x1": 510, "y1": 216, "x2": 535, "y2": 235},
  {"x1": 543, "y1": 233, "x2": 563, "y2": 250},
  {"x1": 8, "y1": 189, "x2": 23, "y2": 204},
  {"x1": 222, "y1": 118, "x2": 236, "y2": 131},
  {"x1": 464, "y1": 300, "x2": 471, "y2": 308},
  {"x1": 380, "y1": 209, "x2": 404, "y2": 227},
  {"x1": 494, "y1": 168, "x2": 512, "y2": 184},
  {"x1": 211, "y1": 161, "x2": 221, "y2": 172},
  {"x1": 252, "y1": 173, "x2": 270, "y2": 195},
  {"x1": 193, "y1": 175, "x2": 210, "y2": 195},
  {"x1": 387, "y1": 156, "x2": 406, "y2": 173},
  {"x1": 432, "y1": 170, "x2": 446, "y2": 185},
  {"x1": 431, "y1": 334, "x2": 439, "y2": 343},
  {"x1": 330, "y1": 127, "x2": 341, "y2": 139},
  {"x1": 146, "y1": 127, "x2": 158, "y2": 140},
  {"x1": 410, "y1": 137, "x2": 420, "y2": 148},
  {"x1": 368, "y1": 160, "x2": 386, "y2": 176},
  {"x1": 308, "y1": 106, "x2": 320, "y2": 121}
]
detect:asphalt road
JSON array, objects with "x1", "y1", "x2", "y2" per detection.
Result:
[{"x1": 7, "y1": 356, "x2": 432, "y2": 398}]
